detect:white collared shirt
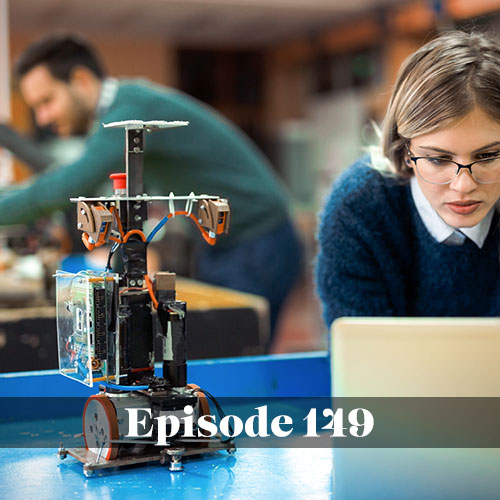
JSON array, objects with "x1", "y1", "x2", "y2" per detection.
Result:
[
  {"x1": 410, "y1": 176, "x2": 494, "y2": 248},
  {"x1": 97, "y1": 77, "x2": 119, "y2": 116}
]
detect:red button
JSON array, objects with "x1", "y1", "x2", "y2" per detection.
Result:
[{"x1": 109, "y1": 173, "x2": 127, "y2": 190}]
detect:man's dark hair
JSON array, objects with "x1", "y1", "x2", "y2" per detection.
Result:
[{"x1": 15, "y1": 34, "x2": 106, "y2": 82}]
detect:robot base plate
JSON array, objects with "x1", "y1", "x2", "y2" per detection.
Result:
[{"x1": 58, "y1": 438, "x2": 236, "y2": 477}]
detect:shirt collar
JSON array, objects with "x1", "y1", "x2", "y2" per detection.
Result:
[
  {"x1": 410, "y1": 176, "x2": 494, "y2": 249},
  {"x1": 97, "y1": 77, "x2": 119, "y2": 116}
]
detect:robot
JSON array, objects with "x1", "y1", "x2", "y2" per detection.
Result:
[{"x1": 56, "y1": 120, "x2": 235, "y2": 476}]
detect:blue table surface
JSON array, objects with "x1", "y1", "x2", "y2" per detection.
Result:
[
  {"x1": 0, "y1": 447, "x2": 334, "y2": 500},
  {"x1": 0, "y1": 352, "x2": 334, "y2": 500},
  {"x1": 2, "y1": 352, "x2": 499, "y2": 500}
]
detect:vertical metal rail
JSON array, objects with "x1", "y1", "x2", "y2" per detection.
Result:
[
  {"x1": 126, "y1": 128, "x2": 144, "y2": 197},
  {"x1": 122, "y1": 127, "x2": 152, "y2": 380}
]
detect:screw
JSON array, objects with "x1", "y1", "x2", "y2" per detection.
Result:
[
  {"x1": 130, "y1": 280, "x2": 136, "y2": 286},
  {"x1": 77, "y1": 223, "x2": 83, "y2": 229},
  {"x1": 169, "y1": 459, "x2": 183, "y2": 472},
  {"x1": 133, "y1": 137, "x2": 140, "y2": 144},
  {"x1": 137, "y1": 279, "x2": 143, "y2": 286},
  {"x1": 167, "y1": 448, "x2": 185, "y2": 472},
  {"x1": 133, "y1": 147, "x2": 140, "y2": 153},
  {"x1": 134, "y1": 215, "x2": 142, "y2": 221},
  {"x1": 83, "y1": 465, "x2": 94, "y2": 477}
]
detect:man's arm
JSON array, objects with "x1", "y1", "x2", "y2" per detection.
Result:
[
  {"x1": 0, "y1": 124, "x2": 50, "y2": 173},
  {"x1": 0, "y1": 125, "x2": 124, "y2": 225}
]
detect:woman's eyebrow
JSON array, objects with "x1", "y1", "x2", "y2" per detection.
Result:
[
  {"x1": 416, "y1": 141, "x2": 500, "y2": 154},
  {"x1": 472, "y1": 141, "x2": 500, "y2": 153},
  {"x1": 417, "y1": 146, "x2": 453, "y2": 154}
]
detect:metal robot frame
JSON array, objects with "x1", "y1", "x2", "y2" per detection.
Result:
[{"x1": 56, "y1": 120, "x2": 235, "y2": 477}]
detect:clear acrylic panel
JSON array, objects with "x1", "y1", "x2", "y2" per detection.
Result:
[{"x1": 55, "y1": 270, "x2": 118, "y2": 387}]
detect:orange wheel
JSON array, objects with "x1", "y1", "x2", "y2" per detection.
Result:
[{"x1": 83, "y1": 394, "x2": 119, "y2": 460}]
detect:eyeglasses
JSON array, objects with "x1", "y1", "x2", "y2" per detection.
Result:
[{"x1": 406, "y1": 145, "x2": 500, "y2": 185}]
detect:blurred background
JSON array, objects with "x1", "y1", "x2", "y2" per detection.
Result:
[{"x1": 1, "y1": 0, "x2": 500, "y2": 366}]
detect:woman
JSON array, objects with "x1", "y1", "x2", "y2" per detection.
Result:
[{"x1": 316, "y1": 30, "x2": 500, "y2": 327}]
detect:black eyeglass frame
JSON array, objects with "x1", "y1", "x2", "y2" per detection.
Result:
[{"x1": 405, "y1": 144, "x2": 500, "y2": 185}]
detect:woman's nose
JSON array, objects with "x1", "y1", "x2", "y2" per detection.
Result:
[{"x1": 449, "y1": 167, "x2": 478, "y2": 193}]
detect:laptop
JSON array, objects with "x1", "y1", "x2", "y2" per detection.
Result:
[
  {"x1": 330, "y1": 317, "x2": 500, "y2": 500},
  {"x1": 332, "y1": 317, "x2": 500, "y2": 397}
]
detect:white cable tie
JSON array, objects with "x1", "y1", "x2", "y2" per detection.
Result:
[
  {"x1": 168, "y1": 192, "x2": 175, "y2": 216},
  {"x1": 185, "y1": 192, "x2": 195, "y2": 216}
]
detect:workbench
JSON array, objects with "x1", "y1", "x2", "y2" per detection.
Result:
[
  {"x1": 2, "y1": 351, "x2": 500, "y2": 500},
  {"x1": 0, "y1": 352, "x2": 333, "y2": 500}
]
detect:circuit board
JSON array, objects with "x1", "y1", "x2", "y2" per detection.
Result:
[{"x1": 56, "y1": 271, "x2": 118, "y2": 386}]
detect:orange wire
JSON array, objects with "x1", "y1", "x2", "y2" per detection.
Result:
[
  {"x1": 154, "y1": 211, "x2": 215, "y2": 246},
  {"x1": 186, "y1": 212, "x2": 216, "y2": 245},
  {"x1": 123, "y1": 229, "x2": 146, "y2": 242},
  {"x1": 144, "y1": 274, "x2": 158, "y2": 309},
  {"x1": 106, "y1": 208, "x2": 212, "y2": 313},
  {"x1": 107, "y1": 208, "x2": 159, "y2": 310}
]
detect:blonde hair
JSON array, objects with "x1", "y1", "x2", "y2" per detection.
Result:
[{"x1": 381, "y1": 30, "x2": 500, "y2": 178}]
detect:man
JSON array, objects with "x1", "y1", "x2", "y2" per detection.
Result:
[{"x1": 7, "y1": 34, "x2": 302, "y2": 336}]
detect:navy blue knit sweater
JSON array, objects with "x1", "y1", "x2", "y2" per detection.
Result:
[{"x1": 315, "y1": 157, "x2": 500, "y2": 327}]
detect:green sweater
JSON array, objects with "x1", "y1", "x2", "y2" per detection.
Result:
[{"x1": 2, "y1": 79, "x2": 290, "y2": 247}]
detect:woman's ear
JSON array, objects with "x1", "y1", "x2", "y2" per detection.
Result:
[{"x1": 404, "y1": 147, "x2": 413, "y2": 168}]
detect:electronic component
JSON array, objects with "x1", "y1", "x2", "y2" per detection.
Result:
[{"x1": 56, "y1": 270, "x2": 118, "y2": 386}]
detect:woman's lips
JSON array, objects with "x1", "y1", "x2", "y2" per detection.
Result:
[{"x1": 446, "y1": 201, "x2": 481, "y2": 215}]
